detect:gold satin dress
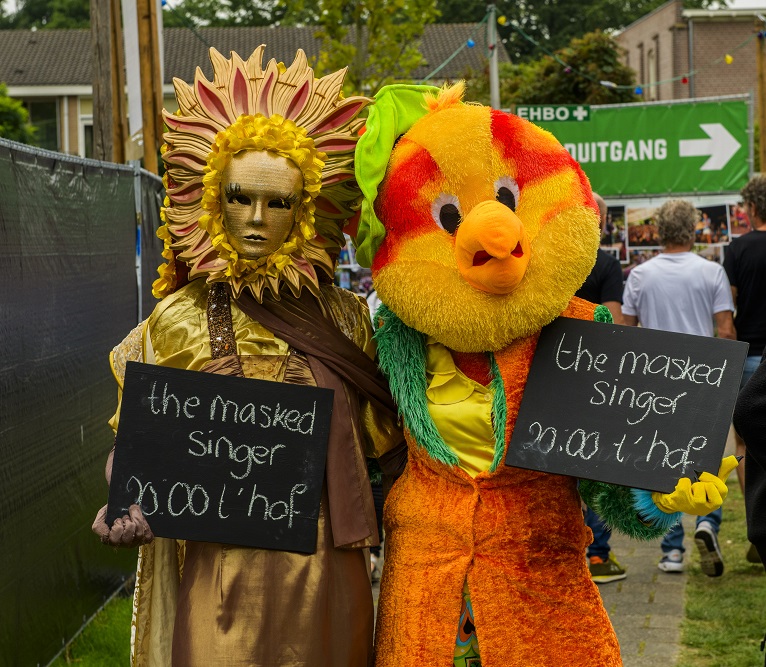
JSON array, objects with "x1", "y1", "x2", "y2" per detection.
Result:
[{"x1": 109, "y1": 280, "x2": 397, "y2": 667}]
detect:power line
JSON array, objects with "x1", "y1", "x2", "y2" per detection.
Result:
[
  {"x1": 418, "y1": 13, "x2": 490, "y2": 84},
  {"x1": 160, "y1": 0, "x2": 212, "y2": 50}
]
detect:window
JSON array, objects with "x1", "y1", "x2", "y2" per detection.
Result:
[
  {"x1": 24, "y1": 99, "x2": 59, "y2": 151},
  {"x1": 80, "y1": 115, "x2": 94, "y2": 158}
]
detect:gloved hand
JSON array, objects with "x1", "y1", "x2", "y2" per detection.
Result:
[
  {"x1": 652, "y1": 455, "x2": 739, "y2": 515},
  {"x1": 92, "y1": 503, "x2": 154, "y2": 548}
]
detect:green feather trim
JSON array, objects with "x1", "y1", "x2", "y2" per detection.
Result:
[
  {"x1": 594, "y1": 304, "x2": 613, "y2": 323},
  {"x1": 367, "y1": 458, "x2": 383, "y2": 485},
  {"x1": 374, "y1": 305, "x2": 460, "y2": 466},
  {"x1": 579, "y1": 479, "x2": 669, "y2": 541},
  {"x1": 489, "y1": 352, "x2": 508, "y2": 472}
]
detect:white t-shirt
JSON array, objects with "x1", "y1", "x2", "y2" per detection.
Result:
[{"x1": 622, "y1": 252, "x2": 733, "y2": 337}]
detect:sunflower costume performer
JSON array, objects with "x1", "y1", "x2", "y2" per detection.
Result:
[
  {"x1": 92, "y1": 48, "x2": 403, "y2": 667},
  {"x1": 352, "y1": 83, "x2": 737, "y2": 667}
]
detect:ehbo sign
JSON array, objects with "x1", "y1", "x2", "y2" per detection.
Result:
[
  {"x1": 106, "y1": 362, "x2": 334, "y2": 554},
  {"x1": 505, "y1": 319, "x2": 748, "y2": 493}
]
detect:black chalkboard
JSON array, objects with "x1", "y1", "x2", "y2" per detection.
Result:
[
  {"x1": 505, "y1": 319, "x2": 748, "y2": 493},
  {"x1": 106, "y1": 362, "x2": 334, "y2": 553}
]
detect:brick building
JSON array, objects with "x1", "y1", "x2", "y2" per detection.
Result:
[{"x1": 616, "y1": 0, "x2": 761, "y2": 101}]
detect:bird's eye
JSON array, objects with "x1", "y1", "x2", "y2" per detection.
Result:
[
  {"x1": 431, "y1": 193, "x2": 462, "y2": 234},
  {"x1": 228, "y1": 194, "x2": 252, "y2": 206},
  {"x1": 494, "y1": 176, "x2": 520, "y2": 211}
]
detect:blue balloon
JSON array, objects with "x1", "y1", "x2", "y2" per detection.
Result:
[
  {"x1": 635, "y1": 86, "x2": 643, "y2": 95},
  {"x1": 466, "y1": 39, "x2": 475, "y2": 48}
]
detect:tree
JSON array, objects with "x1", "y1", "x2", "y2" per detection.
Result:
[
  {"x1": 162, "y1": 0, "x2": 287, "y2": 28},
  {"x1": 464, "y1": 31, "x2": 636, "y2": 107},
  {"x1": 0, "y1": 84, "x2": 37, "y2": 144},
  {"x1": 0, "y1": 5, "x2": 12, "y2": 28},
  {"x1": 435, "y1": 0, "x2": 725, "y2": 62},
  {"x1": 307, "y1": 0, "x2": 439, "y2": 95},
  {"x1": 6, "y1": 0, "x2": 89, "y2": 29}
]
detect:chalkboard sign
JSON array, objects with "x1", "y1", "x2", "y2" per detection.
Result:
[
  {"x1": 106, "y1": 362, "x2": 334, "y2": 553},
  {"x1": 505, "y1": 319, "x2": 748, "y2": 493}
]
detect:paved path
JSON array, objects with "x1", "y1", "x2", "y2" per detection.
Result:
[{"x1": 596, "y1": 514, "x2": 694, "y2": 667}]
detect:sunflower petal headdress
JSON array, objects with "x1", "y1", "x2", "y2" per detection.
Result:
[{"x1": 155, "y1": 46, "x2": 370, "y2": 301}]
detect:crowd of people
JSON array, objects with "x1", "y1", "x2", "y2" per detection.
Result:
[{"x1": 581, "y1": 180, "x2": 766, "y2": 585}]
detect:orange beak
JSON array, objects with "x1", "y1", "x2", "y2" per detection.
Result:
[{"x1": 454, "y1": 200, "x2": 531, "y2": 294}]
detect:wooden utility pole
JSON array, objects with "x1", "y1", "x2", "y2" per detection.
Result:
[
  {"x1": 91, "y1": 0, "x2": 113, "y2": 160},
  {"x1": 756, "y1": 21, "x2": 766, "y2": 173},
  {"x1": 110, "y1": 0, "x2": 128, "y2": 163},
  {"x1": 91, "y1": 0, "x2": 128, "y2": 162},
  {"x1": 136, "y1": 0, "x2": 162, "y2": 174}
]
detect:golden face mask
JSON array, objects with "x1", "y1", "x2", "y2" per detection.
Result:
[
  {"x1": 154, "y1": 46, "x2": 371, "y2": 302},
  {"x1": 221, "y1": 151, "x2": 304, "y2": 261}
]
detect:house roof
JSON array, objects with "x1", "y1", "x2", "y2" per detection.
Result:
[{"x1": 0, "y1": 23, "x2": 508, "y2": 89}]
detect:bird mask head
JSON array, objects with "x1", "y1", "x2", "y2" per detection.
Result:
[{"x1": 353, "y1": 83, "x2": 600, "y2": 352}]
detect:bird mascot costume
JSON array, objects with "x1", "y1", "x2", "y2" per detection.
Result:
[{"x1": 351, "y1": 83, "x2": 737, "y2": 667}]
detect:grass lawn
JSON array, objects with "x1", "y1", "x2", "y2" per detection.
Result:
[
  {"x1": 677, "y1": 482, "x2": 766, "y2": 667},
  {"x1": 51, "y1": 593, "x2": 132, "y2": 666}
]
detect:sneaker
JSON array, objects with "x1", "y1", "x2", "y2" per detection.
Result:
[
  {"x1": 694, "y1": 522, "x2": 724, "y2": 577},
  {"x1": 588, "y1": 555, "x2": 627, "y2": 583},
  {"x1": 370, "y1": 553, "x2": 381, "y2": 583},
  {"x1": 746, "y1": 542, "x2": 762, "y2": 564},
  {"x1": 658, "y1": 549, "x2": 684, "y2": 573}
]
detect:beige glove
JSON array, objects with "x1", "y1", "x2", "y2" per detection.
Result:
[
  {"x1": 92, "y1": 503, "x2": 154, "y2": 547},
  {"x1": 652, "y1": 455, "x2": 739, "y2": 515}
]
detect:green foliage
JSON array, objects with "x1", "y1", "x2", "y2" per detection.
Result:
[
  {"x1": 0, "y1": 83, "x2": 37, "y2": 144},
  {"x1": 305, "y1": 0, "x2": 439, "y2": 95},
  {"x1": 0, "y1": 5, "x2": 12, "y2": 28},
  {"x1": 7, "y1": 0, "x2": 90, "y2": 29},
  {"x1": 162, "y1": 0, "x2": 287, "y2": 28},
  {"x1": 436, "y1": 0, "x2": 725, "y2": 62},
  {"x1": 465, "y1": 31, "x2": 636, "y2": 107}
]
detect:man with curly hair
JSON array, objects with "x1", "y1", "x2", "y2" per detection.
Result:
[
  {"x1": 622, "y1": 199, "x2": 736, "y2": 577},
  {"x1": 724, "y1": 175, "x2": 766, "y2": 563}
]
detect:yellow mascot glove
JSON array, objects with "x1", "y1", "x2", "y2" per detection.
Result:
[{"x1": 651, "y1": 455, "x2": 739, "y2": 515}]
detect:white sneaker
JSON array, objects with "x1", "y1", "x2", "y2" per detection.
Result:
[
  {"x1": 694, "y1": 522, "x2": 724, "y2": 577},
  {"x1": 658, "y1": 548, "x2": 684, "y2": 572}
]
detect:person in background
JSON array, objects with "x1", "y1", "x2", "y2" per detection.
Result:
[
  {"x1": 622, "y1": 199, "x2": 736, "y2": 577},
  {"x1": 576, "y1": 193, "x2": 627, "y2": 583},
  {"x1": 733, "y1": 352, "x2": 766, "y2": 570},
  {"x1": 724, "y1": 175, "x2": 766, "y2": 564}
]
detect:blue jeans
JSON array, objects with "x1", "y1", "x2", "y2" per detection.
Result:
[
  {"x1": 661, "y1": 508, "x2": 722, "y2": 554},
  {"x1": 585, "y1": 507, "x2": 612, "y2": 559},
  {"x1": 741, "y1": 354, "x2": 762, "y2": 390}
]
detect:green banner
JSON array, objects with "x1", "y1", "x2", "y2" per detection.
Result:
[
  {"x1": 530, "y1": 98, "x2": 750, "y2": 196},
  {"x1": 516, "y1": 104, "x2": 591, "y2": 122}
]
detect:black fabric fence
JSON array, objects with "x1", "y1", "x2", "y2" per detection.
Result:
[{"x1": 0, "y1": 139, "x2": 165, "y2": 667}]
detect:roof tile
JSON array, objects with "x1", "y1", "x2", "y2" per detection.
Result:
[{"x1": 0, "y1": 24, "x2": 509, "y2": 88}]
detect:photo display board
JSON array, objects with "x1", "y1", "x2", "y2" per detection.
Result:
[
  {"x1": 505, "y1": 319, "x2": 748, "y2": 493},
  {"x1": 107, "y1": 362, "x2": 334, "y2": 553}
]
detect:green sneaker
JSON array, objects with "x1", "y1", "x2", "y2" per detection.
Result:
[{"x1": 589, "y1": 555, "x2": 627, "y2": 583}]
